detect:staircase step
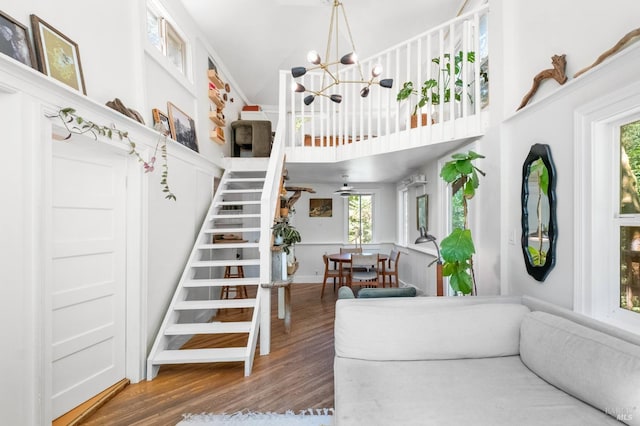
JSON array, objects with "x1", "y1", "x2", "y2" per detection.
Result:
[
  {"x1": 204, "y1": 227, "x2": 261, "y2": 234},
  {"x1": 191, "y1": 259, "x2": 260, "y2": 268},
  {"x1": 175, "y1": 299, "x2": 257, "y2": 310},
  {"x1": 221, "y1": 189, "x2": 262, "y2": 194},
  {"x1": 165, "y1": 321, "x2": 252, "y2": 335},
  {"x1": 198, "y1": 242, "x2": 260, "y2": 250},
  {"x1": 219, "y1": 200, "x2": 260, "y2": 206},
  {"x1": 227, "y1": 178, "x2": 265, "y2": 183},
  {"x1": 184, "y1": 277, "x2": 260, "y2": 287},
  {"x1": 152, "y1": 348, "x2": 247, "y2": 364},
  {"x1": 210, "y1": 214, "x2": 261, "y2": 220}
]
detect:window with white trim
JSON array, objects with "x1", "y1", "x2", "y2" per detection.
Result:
[
  {"x1": 146, "y1": 1, "x2": 187, "y2": 75},
  {"x1": 348, "y1": 194, "x2": 373, "y2": 244},
  {"x1": 617, "y1": 118, "x2": 640, "y2": 315},
  {"x1": 401, "y1": 189, "x2": 409, "y2": 246}
]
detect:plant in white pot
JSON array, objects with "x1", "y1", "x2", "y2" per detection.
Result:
[{"x1": 271, "y1": 220, "x2": 301, "y2": 255}]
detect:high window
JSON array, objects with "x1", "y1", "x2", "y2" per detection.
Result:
[
  {"x1": 348, "y1": 194, "x2": 373, "y2": 244},
  {"x1": 146, "y1": 1, "x2": 187, "y2": 75}
]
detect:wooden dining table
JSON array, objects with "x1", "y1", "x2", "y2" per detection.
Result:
[{"x1": 327, "y1": 252, "x2": 388, "y2": 286}]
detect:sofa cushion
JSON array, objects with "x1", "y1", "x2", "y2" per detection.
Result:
[
  {"x1": 520, "y1": 311, "x2": 640, "y2": 426},
  {"x1": 334, "y1": 356, "x2": 621, "y2": 426},
  {"x1": 335, "y1": 302, "x2": 530, "y2": 361}
]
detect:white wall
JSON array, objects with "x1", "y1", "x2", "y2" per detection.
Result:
[
  {"x1": 0, "y1": 0, "x2": 242, "y2": 421},
  {"x1": 501, "y1": 45, "x2": 640, "y2": 309},
  {"x1": 473, "y1": 0, "x2": 640, "y2": 303},
  {"x1": 491, "y1": 0, "x2": 640, "y2": 118}
]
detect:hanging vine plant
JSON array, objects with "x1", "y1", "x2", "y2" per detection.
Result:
[
  {"x1": 439, "y1": 150, "x2": 485, "y2": 295},
  {"x1": 51, "y1": 107, "x2": 176, "y2": 200}
]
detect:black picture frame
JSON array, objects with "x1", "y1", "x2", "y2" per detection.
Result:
[{"x1": 0, "y1": 10, "x2": 36, "y2": 69}]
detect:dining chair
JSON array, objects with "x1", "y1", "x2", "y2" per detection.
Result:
[
  {"x1": 349, "y1": 253, "x2": 379, "y2": 287},
  {"x1": 321, "y1": 254, "x2": 342, "y2": 299},
  {"x1": 340, "y1": 247, "x2": 363, "y2": 254},
  {"x1": 380, "y1": 249, "x2": 401, "y2": 287}
]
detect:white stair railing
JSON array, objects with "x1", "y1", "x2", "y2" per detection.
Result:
[
  {"x1": 282, "y1": 5, "x2": 489, "y2": 161},
  {"x1": 257, "y1": 119, "x2": 286, "y2": 355}
]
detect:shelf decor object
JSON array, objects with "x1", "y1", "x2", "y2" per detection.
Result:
[
  {"x1": 30, "y1": 14, "x2": 86, "y2": 94},
  {"x1": 289, "y1": 0, "x2": 393, "y2": 105}
]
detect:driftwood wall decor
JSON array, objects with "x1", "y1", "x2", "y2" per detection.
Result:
[
  {"x1": 574, "y1": 27, "x2": 640, "y2": 78},
  {"x1": 517, "y1": 54, "x2": 568, "y2": 111}
]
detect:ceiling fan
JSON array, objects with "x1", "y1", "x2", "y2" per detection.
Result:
[{"x1": 334, "y1": 175, "x2": 357, "y2": 197}]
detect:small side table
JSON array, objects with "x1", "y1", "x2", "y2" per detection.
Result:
[{"x1": 261, "y1": 279, "x2": 292, "y2": 333}]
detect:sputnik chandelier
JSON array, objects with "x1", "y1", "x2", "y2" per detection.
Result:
[{"x1": 290, "y1": 0, "x2": 393, "y2": 105}]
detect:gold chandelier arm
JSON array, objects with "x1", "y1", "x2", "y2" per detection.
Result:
[
  {"x1": 323, "y1": 1, "x2": 338, "y2": 91},
  {"x1": 338, "y1": 1, "x2": 365, "y2": 81}
]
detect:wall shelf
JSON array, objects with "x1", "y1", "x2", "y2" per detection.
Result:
[
  {"x1": 208, "y1": 90, "x2": 225, "y2": 109},
  {"x1": 407, "y1": 180, "x2": 428, "y2": 187},
  {"x1": 210, "y1": 131, "x2": 225, "y2": 145},
  {"x1": 209, "y1": 111, "x2": 226, "y2": 127},
  {"x1": 207, "y1": 69, "x2": 225, "y2": 90}
]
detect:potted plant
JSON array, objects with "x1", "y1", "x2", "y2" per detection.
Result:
[
  {"x1": 271, "y1": 219, "x2": 301, "y2": 255},
  {"x1": 396, "y1": 81, "x2": 429, "y2": 128},
  {"x1": 439, "y1": 150, "x2": 485, "y2": 295},
  {"x1": 397, "y1": 50, "x2": 480, "y2": 125},
  {"x1": 280, "y1": 196, "x2": 289, "y2": 217},
  {"x1": 422, "y1": 51, "x2": 478, "y2": 121}
]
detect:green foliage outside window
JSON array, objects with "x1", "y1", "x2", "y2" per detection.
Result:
[
  {"x1": 620, "y1": 120, "x2": 640, "y2": 314},
  {"x1": 348, "y1": 195, "x2": 372, "y2": 244},
  {"x1": 621, "y1": 120, "x2": 640, "y2": 188},
  {"x1": 451, "y1": 189, "x2": 465, "y2": 231}
]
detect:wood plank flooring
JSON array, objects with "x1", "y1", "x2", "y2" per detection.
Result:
[{"x1": 81, "y1": 283, "x2": 339, "y2": 425}]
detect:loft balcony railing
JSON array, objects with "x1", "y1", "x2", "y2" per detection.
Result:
[{"x1": 279, "y1": 5, "x2": 489, "y2": 163}]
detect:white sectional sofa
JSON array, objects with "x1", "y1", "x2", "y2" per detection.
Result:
[{"x1": 334, "y1": 295, "x2": 640, "y2": 426}]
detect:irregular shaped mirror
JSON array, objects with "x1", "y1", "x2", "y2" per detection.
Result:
[{"x1": 521, "y1": 143, "x2": 557, "y2": 281}]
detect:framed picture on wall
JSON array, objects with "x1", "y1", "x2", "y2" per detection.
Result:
[
  {"x1": 417, "y1": 194, "x2": 428, "y2": 230},
  {"x1": 152, "y1": 108, "x2": 171, "y2": 136},
  {"x1": 30, "y1": 14, "x2": 86, "y2": 94},
  {"x1": 309, "y1": 198, "x2": 332, "y2": 217},
  {"x1": 0, "y1": 10, "x2": 36, "y2": 68},
  {"x1": 167, "y1": 102, "x2": 199, "y2": 152}
]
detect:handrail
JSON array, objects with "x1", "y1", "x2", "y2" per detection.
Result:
[{"x1": 255, "y1": 114, "x2": 286, "y2": 355}]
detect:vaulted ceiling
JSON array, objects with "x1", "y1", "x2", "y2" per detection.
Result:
[
  {"x1": 180, "y1": 0, "x2": 464, "y2": 108},
  {"x1": 179, "y1": 0, "x2": 471, "y2": 184}
]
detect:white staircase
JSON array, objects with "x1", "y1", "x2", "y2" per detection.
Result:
[{"x1": 146, "y1": 163, "x2": 271, "y2": 379}]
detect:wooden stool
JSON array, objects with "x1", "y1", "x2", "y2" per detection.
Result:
[{"x1": 222, "y1": 265, "x2": 248, "y2": 299}]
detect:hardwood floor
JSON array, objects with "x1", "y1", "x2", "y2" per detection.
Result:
[{"x1": 81, "y1": 283, "x2": 339, "y2": 425}]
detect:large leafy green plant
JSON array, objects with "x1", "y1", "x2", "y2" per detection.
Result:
[
  {"x1": 439, "y1": 150, "x2": 485, "y2": 295},
  {"x1": 397, "y1": 50, "x2": 477, "y2": 115},
  {"x1": 424, "y1": 51, "x2": 476, "y2": 105},
  {"x1": 272, "y1": 220, "x2": 301, "y2": 255}
]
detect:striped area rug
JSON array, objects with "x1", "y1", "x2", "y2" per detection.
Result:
[{"x1": 177, "y1": 409, "x2": 334, "y2": 425}]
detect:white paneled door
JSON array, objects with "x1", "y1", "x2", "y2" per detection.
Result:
[{"x1": 51, "y1": 141, "x2": 127, "y2": 419}]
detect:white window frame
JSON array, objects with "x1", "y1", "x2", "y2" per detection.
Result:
[
  {"x1": 575, "y1": 82, "x2": 640, "y2": 333},
  {"x1": 397, "y1": 188, "x2": 409, "y2": 246},
  {"x1": 146, "y1": 0, "x2": 190, "y2": 78}
]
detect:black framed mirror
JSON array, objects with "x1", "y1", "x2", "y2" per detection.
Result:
[{"x1": 521, "y1": 143, "x2": 557, "y2": 281}]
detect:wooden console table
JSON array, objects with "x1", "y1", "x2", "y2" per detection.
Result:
[{"x1": 261, "y1": 278, "x2": 292, "y2": 333}]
